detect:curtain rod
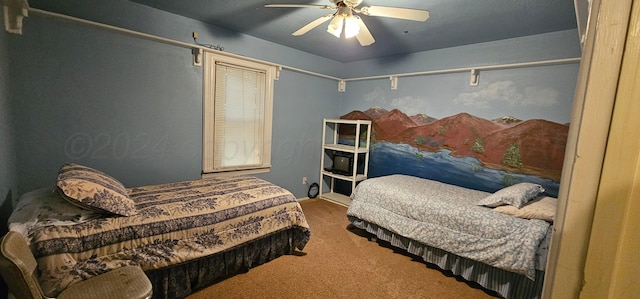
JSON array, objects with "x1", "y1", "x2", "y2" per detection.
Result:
[
  {"x1": 27, "y1": 7, "x2": 341, "y2": 81},
  {"x1": 26, "y1": 7, "x2": 579, "y2": 85}
]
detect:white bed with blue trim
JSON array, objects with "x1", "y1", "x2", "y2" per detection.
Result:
[{"x1": 346, "y1": 174, "x2": 555, "y2": 299}]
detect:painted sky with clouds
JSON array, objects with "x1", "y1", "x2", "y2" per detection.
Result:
[{"x1": 342, "y1": 64, "x2": 579, "y2": 124}]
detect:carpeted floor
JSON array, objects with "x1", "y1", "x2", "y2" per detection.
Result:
[{"x1": 187, "y1": 199, "x2": 500, "y2": 299}]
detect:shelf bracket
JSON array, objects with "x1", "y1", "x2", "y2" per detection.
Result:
[
  {"x1": 192, "y1": 48, "x2": 202, "y2": 66},
  {"x1": 275, "y1": 66, "x2": 282, "y2": 80},
  {"x1": 390, "y1": 76, "x2": 398, "y2": 90},
  {"x1": 3, "y1": 0, "x2": 29, "y2": 35},
  {"x1": 470, "y1": 69, "x2": 479, "y2": 86},
  {"x1": 338, "y1": 80, "x2": 346, "y2": 92}
]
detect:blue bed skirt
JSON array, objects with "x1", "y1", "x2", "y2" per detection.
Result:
[
  {"x1": 144, "y1": 227, "x2": 307, "y2": 298},
  {"x1": 348, "y1": 217, "x2": 545, "y2": 299}
]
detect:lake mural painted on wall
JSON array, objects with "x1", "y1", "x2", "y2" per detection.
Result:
[{"x1": 341, "y1": 107, "x2": 569, "y2": 197}]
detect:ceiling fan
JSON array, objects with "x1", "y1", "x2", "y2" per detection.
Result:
[{"x1": 265, "y1": 0, "x2": 430, "y2": 46}]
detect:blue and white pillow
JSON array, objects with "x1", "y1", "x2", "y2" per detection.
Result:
[
  {"x1": 56, "y1": 163, "x2": 137, "y2": 216},
  {"x1": 477, "y1": 183, "x2": 545, "y2": 208}
]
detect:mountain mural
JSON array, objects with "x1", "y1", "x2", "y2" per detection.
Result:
[{"x1": 341, "y1": 107, "x2": 569, "y2": 181}]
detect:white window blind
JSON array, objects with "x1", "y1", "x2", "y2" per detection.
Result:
[{"x1": 203, "y1": 53, "x2": 275, "y2": 174}]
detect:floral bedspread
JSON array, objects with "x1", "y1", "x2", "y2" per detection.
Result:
[
  {"x1": 9, "y1": 176, "x2": 310, "y2": 297},
  {"x1": 346, "y1": 175, "x2": 549, "y2": 280}
]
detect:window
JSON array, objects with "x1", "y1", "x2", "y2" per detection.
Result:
[{"x1": 203, "y1": 52, "x2": 276, "y2": 175}]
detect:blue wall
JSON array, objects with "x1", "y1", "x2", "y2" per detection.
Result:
[
  {"x1": 7, "y1": 0, "x2": 342, "y2": 198},
  {"x1": 2, "y1": 1, "x2": 581, "y2": 200},
  {"x1": 27, "y1": 0, "x2": 344, "y2": 78},
  {"x1": 263, "y1": 71, "x2": 339, "y2": 196},
  {"x1": 10, "y1": 14, "x2": 203, "y2": 188},
  {"x1": 1, "y1": 10, "x2": 18, "y2": 234},
  {"x1": 342, "y1": 30, "x2": 580, "y2": 78}
]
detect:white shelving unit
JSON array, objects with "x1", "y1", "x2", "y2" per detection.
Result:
[{"x1": 320, "y1": 118, "x2": 371, "y2": 206}]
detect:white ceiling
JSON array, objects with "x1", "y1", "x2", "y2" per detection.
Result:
[{"x1": 31, "y1": 0, "x2": 580, "y2": 63}]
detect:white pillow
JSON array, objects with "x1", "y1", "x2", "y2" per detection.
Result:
[
  {"x1": 8, "y1": 187, "x2": 101, "y2": 237},
  {"x1": 477, "y1": 182, "x2": 545, "y2": 208},
  {"x1": 493, "y1": 196, "x2": 557, "y2": 222}
]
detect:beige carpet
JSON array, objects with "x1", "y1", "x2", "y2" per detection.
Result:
[{"x1": 187, "y1": 199, "x2": 500, "y2": 299}]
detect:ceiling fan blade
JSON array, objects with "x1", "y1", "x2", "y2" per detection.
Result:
[
  {"x1": 265, "y1": 4, "x2": 333, "y2": 9},
  {"x1": 354, "y1": 17, "x2": 375, "y2": 46},
  {"x1": 360, "y1": 6, "x2": 430, "y2": 22},
  {"x1": 292, "y1": 14, "x2": 333, "y2": 36}
]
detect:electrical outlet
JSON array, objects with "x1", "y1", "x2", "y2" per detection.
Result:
[
  {"x1": 302, "y1": 177, "x2": 307, "y2": 185},
  {"x1": 192, "y1": 31, "x2": 198, "y2": 39}
]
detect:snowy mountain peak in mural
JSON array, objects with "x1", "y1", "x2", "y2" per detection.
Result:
[
  {"x1": 492, "y1": 115, "x2": 523, "y2": 125},
  {"x1": 410, "y1": 113, "x2": 438, "y2": 125},
  {"x1": 341, "y1": 108, "x2": 568, "y2": 185},
  {"x1": 363, "y1": 106, "x2": 388, "y2": 119}
]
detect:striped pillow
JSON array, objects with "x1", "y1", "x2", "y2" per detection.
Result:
[{"x1": 56, "y1": 163, "x2": 137, "y2": 216}]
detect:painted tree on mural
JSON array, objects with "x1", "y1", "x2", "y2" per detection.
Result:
[
  {"x1": 502, "y1": 143, "x2": 523, "y2": 169},
  {"x1": 471, "y1": 138, "x2": 485, "y2": 153}
]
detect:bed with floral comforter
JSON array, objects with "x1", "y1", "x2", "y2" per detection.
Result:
[
  {"x1": 347, "y1": 174, "x2": 554, "y2": 299},
  {"x1": 9, "y1": 167, "x2": 310, "y2": 299}
]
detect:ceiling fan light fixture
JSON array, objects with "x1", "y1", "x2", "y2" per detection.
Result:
[
  {"x1": 344, "y1": 15, "x2": 360, "y2": 38},
  {"x1": 267, "y1": 1, "x2": 429, "y2": 46},
  {"x1": 327, "y1": 14, "x2": 344, "y2": 38}
]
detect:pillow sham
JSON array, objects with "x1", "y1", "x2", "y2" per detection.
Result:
[
  {"x1": 477, "y1": 182, "x2": 545, "y2": 208},
  {"x1": 494, "y1": 196, "x2": 557, "y2": 222},
  {"x1": 56, "y1": 163, "x2": 137, "y2": 216}
]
